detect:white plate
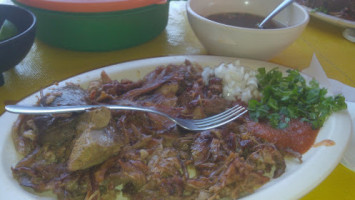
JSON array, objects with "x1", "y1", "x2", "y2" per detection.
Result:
[
  {"x1": 301, "y1": 5, "x2": 355, "y2": 28},
  {"x1": 0, "y1": 55, "x2": 352, "y2": 200}
]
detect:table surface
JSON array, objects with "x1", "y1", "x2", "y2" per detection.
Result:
[{"x1": 1, "y1": 0, "x2": 355, "y2": 199}]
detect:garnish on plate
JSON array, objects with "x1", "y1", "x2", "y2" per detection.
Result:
[{"x1": 248, "y1": 68, "x2": 347, "y2": 129}]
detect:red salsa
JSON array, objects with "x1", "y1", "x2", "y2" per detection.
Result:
[{"x1": 246, "y1": 119, "x2": 319, "y2": 154}]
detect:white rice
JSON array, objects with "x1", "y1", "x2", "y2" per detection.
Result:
[{"x1": 202, "y1": 60, "x2": 260, "y2": 103}]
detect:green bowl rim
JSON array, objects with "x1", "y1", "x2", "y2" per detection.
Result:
[{"x1": 12, "y1": 0, "x2": 169, "y2": 16}]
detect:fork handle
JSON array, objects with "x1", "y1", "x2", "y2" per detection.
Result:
[{"x1": 5, "y1": 105, "x2": 172, "y2": 119}]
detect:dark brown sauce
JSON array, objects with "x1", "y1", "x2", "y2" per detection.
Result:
[{"x1": 206, "y1": 12, "x2": 285, "y2": 29}]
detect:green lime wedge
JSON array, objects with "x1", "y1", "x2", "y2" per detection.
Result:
[{"x1": 0, "y1": 19, "x2": 18, "y2": 41}]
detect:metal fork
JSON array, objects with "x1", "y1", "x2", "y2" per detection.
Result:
[{"x1": 5, "y1": 104, "x2": 247, "y2": 131}]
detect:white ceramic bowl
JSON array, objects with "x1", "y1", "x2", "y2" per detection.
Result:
[{"x1": 187, "y1": 0, "x2": 309, "y2": 60}]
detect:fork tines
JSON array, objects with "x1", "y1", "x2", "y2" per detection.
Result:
[{"x1": 193, "y1": 104, "x2": 247, "y2": 129}]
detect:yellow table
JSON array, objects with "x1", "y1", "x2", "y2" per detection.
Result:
[{"x1": 1, "y1": 1, "x2": 354, "y2": 199}]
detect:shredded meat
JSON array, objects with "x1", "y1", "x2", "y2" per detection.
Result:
[
  {"x1": 296, "y1": 0, "x2": 355, "y2": 21},
  {"x1": 12, "y1": 60, "x2": 290, "y2": 200}
]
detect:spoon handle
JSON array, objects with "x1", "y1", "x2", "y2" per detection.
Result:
[{"x1": 258, "y1": 0, "x2": 295, "y2": 28}]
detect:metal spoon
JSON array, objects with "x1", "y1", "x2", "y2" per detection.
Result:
[{"x1": 257, "y1": 0, "x2": 295, "y2": 29}]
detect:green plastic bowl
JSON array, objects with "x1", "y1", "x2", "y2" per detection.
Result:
[{"x1": 12, "y1": 0, "x2": 170, "y2": 51}]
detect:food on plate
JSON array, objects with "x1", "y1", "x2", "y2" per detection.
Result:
[
  {"x1": 10, "y1": 60, "x2": 346, "y2": 200},
  {"x1": 248, "y1": 68, "x2": 347, "y2": 129},
  {"x1": 201, "y1": 61, "x2": 260, "y2": 102},
  {"x1": 296, "y1": 0, "x2": 355, "y2": 21}
]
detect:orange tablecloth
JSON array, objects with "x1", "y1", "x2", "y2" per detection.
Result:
[{"x1": 1, "y1": 1, "x2": 354, "y2": 199}]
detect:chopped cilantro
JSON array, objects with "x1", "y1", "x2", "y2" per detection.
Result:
[{"x1": 248, "y1": 68, "x2": 347, "y2": 129}]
